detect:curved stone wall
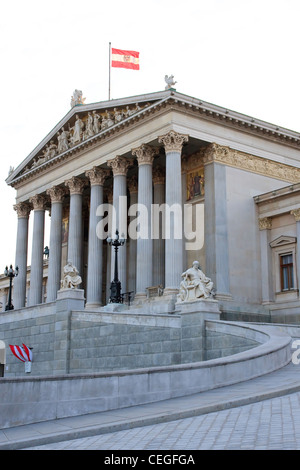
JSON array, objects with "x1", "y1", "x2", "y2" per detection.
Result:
[{"x1": 0, "y1": 320, "x2": 292, "y2": 429}]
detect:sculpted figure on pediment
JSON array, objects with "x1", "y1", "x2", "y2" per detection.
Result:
[
  {"x1": 114, "y1": 107, "x2": 123, "y2": 124},
  {"x1": 106, "y1": 110, "x2": 115, "y2": 127},
  {"x1": 124, "y1": 105, "x2": 134, "y2": 118},
  {"x1": 93, "y1": 111, "x2": 101, "y2": 134},
  {"x1": 57, "y1": 127, "x2": 69, "y2": 153},
  {"x1": 70, "y1": 114, "x2": 84, "y2": 145},
  {"x1": 85, "y1": 112, "x2": 94, "y2": 138}
]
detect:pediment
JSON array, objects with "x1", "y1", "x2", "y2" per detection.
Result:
[
  {"x1": 270, "y1": 235, "x2": 297, "y2": 248},
  {"x1": 6, "y1": 91, "x2": 172, "y2": 186}
]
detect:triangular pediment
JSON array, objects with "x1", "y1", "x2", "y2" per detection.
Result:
[
  {"x1": 6, "y1": 90, "x2": 173, "y2": 186},
  {"x1": 270, "y1": 235, "x2": 297, "y2": 248}
]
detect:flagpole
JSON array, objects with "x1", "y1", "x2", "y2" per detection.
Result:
[{"x1": 108, "y1": 42, "x2": 111, "y2": 100}]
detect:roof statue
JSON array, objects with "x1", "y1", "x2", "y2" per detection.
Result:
[
  {"x1": 70, "y1": 89, "x2": 86, "y2": 108},
  {"x1": 165, "y1": 75, "x2": 177, "y2": 90}
]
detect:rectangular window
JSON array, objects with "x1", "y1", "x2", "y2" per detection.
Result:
[{"x1": 280, "y1": 253, "x2": 294, "y2": 291}]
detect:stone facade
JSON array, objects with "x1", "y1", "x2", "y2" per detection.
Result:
[{"x1": 1, "y1": 88, "x2": 300, "y2": 376}]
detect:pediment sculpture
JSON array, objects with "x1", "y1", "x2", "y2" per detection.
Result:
[
  {"x1": 22, "y1": 101, "x2": 149, "y2": 175},
  {"x1": 177, "y1": 261, "x2": 214, "y2": 302},
  {"x1": 61, "y1": 261, "x2": 82, "y2": 289}
]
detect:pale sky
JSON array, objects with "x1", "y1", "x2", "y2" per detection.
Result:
[{"x1": 1, "y1": 0, "x2": 300, "y2": 271}]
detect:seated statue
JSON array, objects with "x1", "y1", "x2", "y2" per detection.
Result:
[
  {"x1": 61, "y1": 261, "x2": 82, "y2": 289},
  {"x1": 177, "y1": 261, "x2": 214, "y2": 302}
]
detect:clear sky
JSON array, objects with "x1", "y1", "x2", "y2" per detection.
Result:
[{"x1": 1, "y1": 0, "x2": 300, "y2": 271}]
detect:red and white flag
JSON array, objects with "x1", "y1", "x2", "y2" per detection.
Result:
[
  {"x1": 9, "y1": 344, "x2": 32, "y2": 362},
  {"x1": 111, "y1": 48, "x2": 140, "y2": 70}
]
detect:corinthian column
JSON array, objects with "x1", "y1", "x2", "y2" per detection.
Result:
[
  {"x1": 107, "y1": 156, "x2": 131, "y2": 294},
  {"x1": 65, "y1": 177, "x2": 85, "y2": 280},
  {"x1": 85, "y1": 167, "x2": 109, "y2": 308},
  {"x1": 28, "y1": 194, "x2": 47, "y2": 306},
  {"x1": 13, "y1": 202, "x2": 31, "y2": 308},
  {"x1": 128, "y1": 176, "x2": 138, "y2": 294},
  {"x1": 153, "y1": 167, "x2": 165, "y2": 287},
  {"x1": 158, "y1": 130, "x2": 188, "y2": 295},
  {"x1": 132, "y1": 144, "x2": 158, "y2": 299},
  {"x1": 46, "y1": 186, "x2": 65, "y2": 302}
]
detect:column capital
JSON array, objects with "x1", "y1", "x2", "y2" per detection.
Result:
[
  {"x1": 85, "y1": 167, "x2": 110, "y2": 186},
  {"x1": 291, "y1": 208, "x2": 300, "y2": 222},
  {"x1": 46, "y1": 186, "x2": 66, "y2": 203},
  {"x1": 128, "y1": 176, "x2": 138, "y2": 194},
  {"x1": 258, "y1": 217, "x2": 272, "y2": 230},
  {"x1": 13, "y1": 201, "x2": 31, "y2": 218},
  {"x1": 65, "y1": 176, "x2": 85, "y2": 195},
  {"x1": 153, "y1": 167, "x2": 165, "y2": 185},
  {"x1": 107, "y1": 155, "x2": 131, "y2": 176},
  {"x1": 29, "y1": 194, "x2": 48, "y2": 211},
  {"x1": 158, "y1": 130, "x2": 189, "y2": 153},
  {"x1": 132, "y1": 144, "x2": 159, "y2": 166}
]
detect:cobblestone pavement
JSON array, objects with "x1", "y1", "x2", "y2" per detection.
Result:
[{"x1": 25, "y1": 391, "x2": 300, "y2": 450}]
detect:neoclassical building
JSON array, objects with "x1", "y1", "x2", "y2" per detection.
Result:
[{"x1": 4, "y1": 87, "x2": 300, "y2": 321}]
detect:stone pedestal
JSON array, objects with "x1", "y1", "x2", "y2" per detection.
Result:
[
  {"x1": 175, "y1": 298, "x2": 221, "y2": 318},
  {"x1": 56, "y1": 288, "x2": 85, "y2": 311}
]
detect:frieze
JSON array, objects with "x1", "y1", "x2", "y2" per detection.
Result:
[{"x1": 202, "y1": 143, "x2": 300, "y2": 183}]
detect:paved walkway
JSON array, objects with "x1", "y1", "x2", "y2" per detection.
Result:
[{"x1": 1, "y1": 354, "x2": 300, "y2": 450}]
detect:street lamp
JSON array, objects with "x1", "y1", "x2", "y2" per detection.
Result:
[
  {"x1": 4, "y1": 265, "x2": 19, "y2": 311},
  {"x1": 107, "y1": 230, "x2": 125, "y2": 303}
]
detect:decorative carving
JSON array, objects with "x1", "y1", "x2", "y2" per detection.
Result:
[
  {"x1": 57, "y1": 127, "x2": 70, "y2": 153},
  {"x1": 165, "y1": 75, "x2": 177, "y2": 90},
  {"x1": 85, "y1": 167, "x2": 110, "y2": 186},
  {"x1": 70, "y1": 90, "x2": 86, "y2": 107},
  {"x1": 158, "y1": 130, "x2": 189, "y2": 153},
  {"x1": 258, "y1": 217, "x2": 272, "y2": 230},
  {"x1": 291, "y1": 209, "x2": 300, "y2": 222},
  {"x1": 23, "y1": 103, "x2": 149, "y2": 175},
  {"x1": 46, "y1": 186, "x2": 66, "y2": 203},
  {"x1": 132, "y1": 144, "x2": 159, "y2": 166},
  {"x1": 29, "y1": 194, "x2": 47, "y2": 211},
  {"x1": 203, "y1": 143, "x2": 300, "y2": 183},
  {"x1": 61, "y1": 261, "x2": 82, "y2": 289},
  {"x1": 177, "y1": 261, "x2": 214, "y2": 303},
  {"x1": 65, "y1": 176, "x2": 85, "y2": 195},
  {"x1": 107, "y1": 155, "x2": 131, "y2": 176},
  {"x1": 13, "y1": 202, "x2": 31, "y2": 218},
  {"x1": 152, "y1": 167, "x2": 165, "y2": 185},
  {"x1": 70, "y1": 114, "x2": 84, "y2": 145}
]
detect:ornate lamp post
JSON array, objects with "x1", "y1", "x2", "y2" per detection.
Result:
[
  {"x1": 107, "y1": 230, "x2": 125, "y2": 303},
  {"x1": 4, "y1": 265, "x2": 19, "y2": 311}
]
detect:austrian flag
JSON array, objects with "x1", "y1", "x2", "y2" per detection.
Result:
[
  {"x1": 111, "y1": 48, "x2": 140, "y2": 70},
  {"x1": 9, "y1": 344, "x2": 32, "y2": 362}
]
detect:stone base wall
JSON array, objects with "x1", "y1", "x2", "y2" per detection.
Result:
[{"x1": 0, "y1": 296, "x2": 221, "y2": 377}]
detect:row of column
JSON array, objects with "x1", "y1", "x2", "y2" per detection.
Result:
[{"x1": 13, "y1": 130, "x2": 190, "y2": 309}]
